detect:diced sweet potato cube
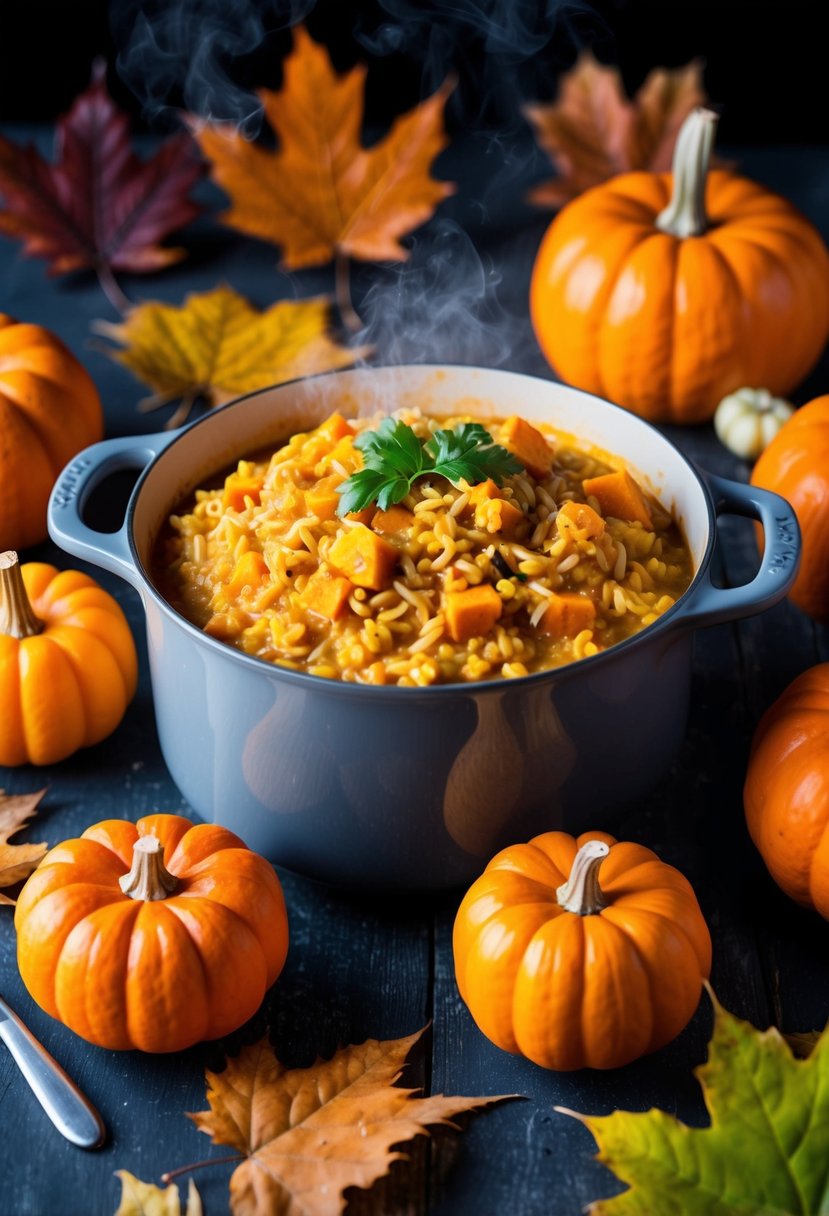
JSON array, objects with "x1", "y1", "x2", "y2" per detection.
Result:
[
  {"x1": 316, "y1": 412, "x2": 354, "y2": 442},
  {"x1": 556, "y1": 500, "x2": 606, "y2": 539},
  {"x1": 346, "y1": 506, "x2": 377, "y2": 527},
  {"x1": 466, "y1": 478, "x2": 504, "y2": 510},
  {"x1": 328, "y1": 524, "x2": 397, "y2": 590},
  {"x1": 481, "y1": 498, "x2": 525, "y2": 539},
  {"x1": 372, "y1": 505, "x2": 415, "y2": 535},
  {"x1": 222, "y1": 470, "x2": 263, "y2": 512},
  {"x1": 582, "y1": 469, "x2": 653, "y2": 528},
  {"x1": 445, "y1": 584, "x2": 503, "y2": 642},
  {"x1": 226, "y1": 550, "x2": 269, "y2": 599},
  {"x1": 324, "y1": 435, "x2": 361, "y2": 475},
  {"x1": 539, "y1": 592, "x2": 596, "y2": 638},
  {"x1": 304, "y1": 474, "x2": 342, "y2": 521},
  {"x1": 500, "y1": 416, "x2": 554, "y2": 479},
  {"x1": 300, "y1": 567, "x2": 353, "y2": 620}
]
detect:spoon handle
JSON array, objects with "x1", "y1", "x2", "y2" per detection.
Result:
[{"x1": 0, "y1": 997, "x2": 106, "y2": 1149}]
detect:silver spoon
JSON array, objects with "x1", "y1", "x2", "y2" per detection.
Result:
[{"x1": 0, "y1": 994, "x2": 106, "y2": 1149}]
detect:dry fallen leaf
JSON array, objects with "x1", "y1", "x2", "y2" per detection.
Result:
[
  {"x1": 0, "y1": 62, "x2": 203, "y2": 308},
  {"x1": 188, "y1": 1027, "x2": 509, "y2": 1215},
  {"x1": 525, "y1": 53, "x2": 706, "y2": 207},
  {"x1": 96, "y1": 285, "x2": 368, "y2": 427},
  {"x1": 0, "y1": 787, "x2": 48, "y2": 906},
  {"x1": 114, "y1": 1171, "x2": 202, "y2": 1216},
  {"x1": 193, "y1": 25, "x2": 454, "y2": 271}
]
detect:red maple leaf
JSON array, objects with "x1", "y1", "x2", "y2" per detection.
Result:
[{"x1": 0, "y1": 62, "x2": 204, "y2": 303}]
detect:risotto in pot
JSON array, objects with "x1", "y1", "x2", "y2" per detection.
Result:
[{"x1": 153, "y1": 409, "x2": 694, "y2": 685}]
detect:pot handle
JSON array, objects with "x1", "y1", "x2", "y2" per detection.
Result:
[
  {"x1": 47, "y1": 432, "x2": 176, "y2": 589},
  {"x1": 681, "y1": 473, "x2": 800, "y2": 630}
]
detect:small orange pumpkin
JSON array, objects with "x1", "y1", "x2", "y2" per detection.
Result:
[
  {"x1": 751, "y1": 396, "x2": 829, "y2": 620},
  {"x1": 453, "y1": 830, "x2": 711, "y2": 1070},
  {"x1": 0, "y1": 550, "x2": 137, "y2": 765},
  {"x1": 0, "y1": 316, "x2": 103, "y2": 550},
  {"x1": 14, "y1": 813, "x2": 289, "y2": 1052},
  {"x1": 744, "y1": 664, "x2": 829, "y2": 918},
  {"x1": 530, "y1": 109, "x2": 829, "y2": 424}
]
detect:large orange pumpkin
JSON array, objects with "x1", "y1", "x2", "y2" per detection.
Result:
[
  {"x1": 744, "y1": 664, "x2": 829, "y2": 918},
  {"x1": 0, "y1": 551, "x2": 137, "y2": 765},
  {"x1": 751, "y1": 396, "x2": 829, "y2": 620},
  {"x1": 14, "y1": 814, "x2": 289, "y2": 1052},
  {"x1": 530, "y1": 108, "x2": 829, "y2": 424},
  {"x1": 453, "y1": 831, "x2": 711, "y2": 1070},
  {"x1": 0, "y1": 316, "x2": 103, "y2": 550}
]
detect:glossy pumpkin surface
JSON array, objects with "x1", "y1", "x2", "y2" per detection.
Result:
[
  {"x1": 0, "y1": 316, "x2": 103, "y2": 550},
  {"x1": 751, "y1": 395, "x2": 829, "y2": 620},
  {"x1": 530, "y1": 118, "x2": 829, "y2": 424},
  {"x1": 0, "y1": 556, "x2": 138, "y2": 766},
  {"x1": 744, "y1": 664, "x2": 829, "y2": 918},
  {"x1": 453, "y1": 830, "x2": 711, "y2": 1070},
  {"x1": 14, "y1": 814, "x2": 289, "y2": 1052}
]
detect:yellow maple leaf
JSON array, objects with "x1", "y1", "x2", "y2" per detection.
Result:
[
  {"x1": 192, "y1": 25, "x2": 455, "y2": 271},
  {"x1": 187, "y1": 1027, "x2": 510, "y2": 1216},
  {"x1": 96, "y1": 285, "x2": 368, "y2": 427},
  {"x1": 114, "y1": 1171, "x2": 201, "y2": 1216}
]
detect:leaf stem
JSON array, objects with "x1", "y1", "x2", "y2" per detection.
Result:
[
  {"x1": 165, "y1": 391, "x2": 198, "y2": 430},
  {"x1": 334, "y1": 251, "x2": 363, "y2": 334},
  {"x1": 160, "y1": 1154, "x2": 243, "y2": 1184},
  {"x1": 96, "y1": 262, "x2": 132, "y2": 315}
]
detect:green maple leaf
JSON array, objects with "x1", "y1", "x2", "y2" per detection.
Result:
[{"x1": 564, "y1": 991, "x2": 829, "y2": 1215}]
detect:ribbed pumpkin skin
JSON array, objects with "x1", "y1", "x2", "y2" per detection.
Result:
[
  {"x1": 0, "y1": 562, "x2": 138, "y2": 765},
  {"x1": 14, "y1": 815, "x2": 289, "y2": 1053},
  {"x1": 453, "y1": 830, "x2": 711, "y2": 1071},
  {"x1": 530, "y1": 171, "x2": 829, "y2": 424},
  {"x1": 0, "y1": 316, "x2": 103, "y2": 549},
  {"x1": 744, "y1": 665, "x2": 829, "y2": 918},
  {"x1": 751, "y1": 396, "x2": 829, "y2": 620}
]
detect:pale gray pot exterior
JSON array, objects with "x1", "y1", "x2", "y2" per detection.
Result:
[{"x1": 48, "y1": 367, "x2": 800, "y2": 890}]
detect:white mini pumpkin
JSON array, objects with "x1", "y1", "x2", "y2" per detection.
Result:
[{"x1": 714, "y1": 387, "x2": 795, "y2": 461}]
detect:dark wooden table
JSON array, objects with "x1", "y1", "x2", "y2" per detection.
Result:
[{"x1": 2, "y1": 130, "x2": 829, "y2": 1216}]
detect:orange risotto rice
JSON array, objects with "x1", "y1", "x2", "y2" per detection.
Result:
[{"x1": 153, "y1": 410, "x2": 694, "y2": 685}]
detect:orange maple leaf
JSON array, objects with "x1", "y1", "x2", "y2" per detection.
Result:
[
  {"x1": 187, "y1": 1028, "x2": 510, "y2": 1215},
  {"x1": 193, "y1": 25, "x2": 455, "y2": 270},
  {"x1": 525, "y1": 53, "x2": 707, "y2": 207}
]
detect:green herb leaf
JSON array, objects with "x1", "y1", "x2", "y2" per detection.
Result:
[
  {"x1": 336, "y1": 419, "x2": 524, "y2": 516},
  {"x1": 336, "y1": 468, "x2": 390, "y2": 516},
  {"x1": 426, "y1": 423, "x2": 523, "y2": 487}
]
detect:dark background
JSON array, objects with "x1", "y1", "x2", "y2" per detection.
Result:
[{"x1": 0, "y1": 0, "x2": 822, "y2": 144}]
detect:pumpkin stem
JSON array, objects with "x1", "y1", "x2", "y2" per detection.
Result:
[
  {"x1": 119, "y1": 834, "x2": 179, "y2": 901},
  {"x1": 556, "y1": 839, "x2": 610, "y2": 915},
  {"x1": 0, "y1": 551, "x2": 44, "y2": 640},
  {"x1": 655, "y1": 107, "x2": 719, "y2": 239}
]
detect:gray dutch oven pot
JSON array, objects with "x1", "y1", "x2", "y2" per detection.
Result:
[{"x1": 47, "y1": 366, "x2": 800, "y2": 890}]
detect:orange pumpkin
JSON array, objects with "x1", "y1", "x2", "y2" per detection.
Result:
[
  {"x1": 751, "y1": 396, "x2": 829, "y2": 619},
  {"x1": 0, "y1": 551, "x2": 137, "y2": 765},
  {"x1": 453, "y1": 830, "x2": 711, "y2": 1070},
  {"x1": 530, "y1": 108, "x2": 829, "y2": 424},
  {"x1": 0, "y1": 316, "x2": 103, "y2": 550},
  {"x1": 744, "y1": 664, "x2": 829, "y2": 918},
  {"x1": 14, "y1": 813, "x2": 289, "y2": 1052}
]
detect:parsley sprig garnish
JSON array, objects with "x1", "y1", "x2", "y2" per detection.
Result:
[{"x1": 336, "y1": 419, "x2": 523, "y2": 516}]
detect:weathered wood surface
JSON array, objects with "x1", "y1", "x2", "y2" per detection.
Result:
[{"x1": 1, "y1": 132, "x2": 828, "y2": 1216}]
